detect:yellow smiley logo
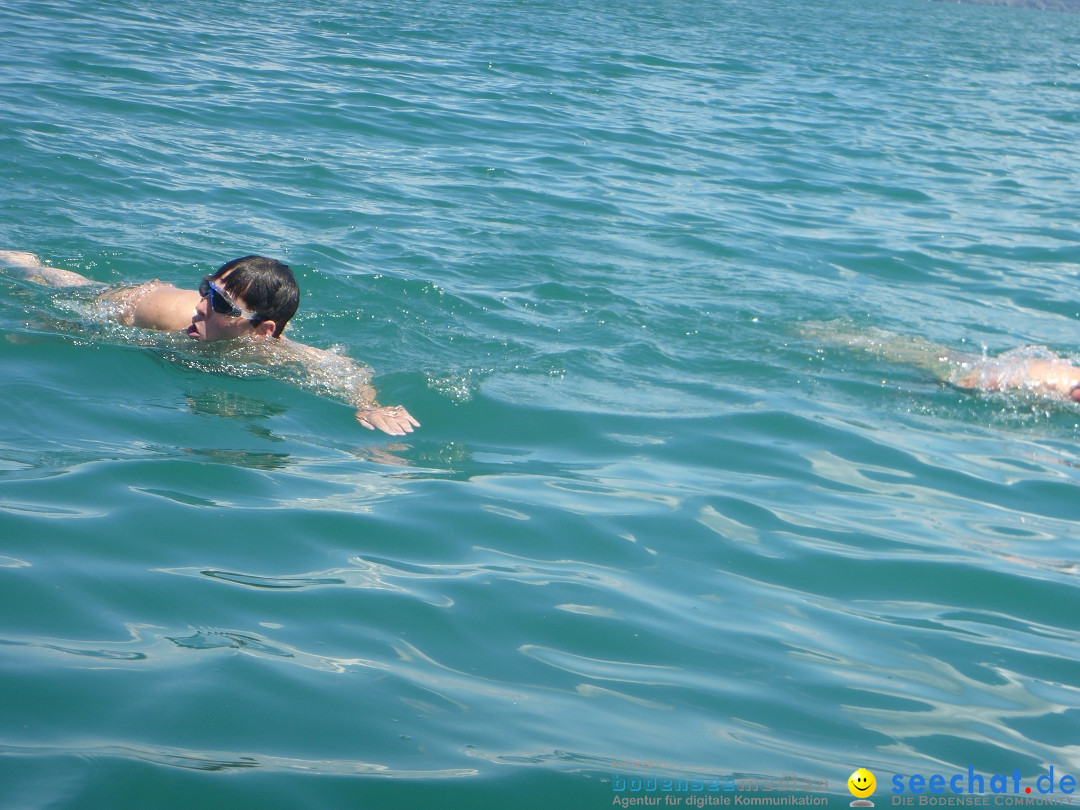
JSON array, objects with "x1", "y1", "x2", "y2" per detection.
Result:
[{"x1": 848, "y1": 768, "x2": 877, "y2": 798}]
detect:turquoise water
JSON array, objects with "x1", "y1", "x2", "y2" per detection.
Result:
[{"x1": 3, "y1": 0, "x2": 1080, "y2": 807}]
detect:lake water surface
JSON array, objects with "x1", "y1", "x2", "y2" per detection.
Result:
[{"x1": 2, "y1": 1, "x2": 1080, "y2": 808}]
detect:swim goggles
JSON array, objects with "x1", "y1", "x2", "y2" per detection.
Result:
[{"x1": 199, "y1": 276, "x2": 260, "y2": 320}]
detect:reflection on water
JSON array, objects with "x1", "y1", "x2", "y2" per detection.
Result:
[
  {"x1": 0, "y1": 741, "x2": 477, "y2": 777},
  {"x1": 185, "y1": 389, "x2": 287, "y2": 422},
  {"x1": 180, "y1": 448, "x2": 291, "y2": 471}
]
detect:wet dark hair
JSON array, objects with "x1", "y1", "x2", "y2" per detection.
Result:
[{"x1": 211, "y1": 255, "x2": 299, "y2": 338}]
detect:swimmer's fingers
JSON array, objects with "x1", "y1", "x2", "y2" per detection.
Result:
[
  {"x1": 355, "y1": 406, "x2": 420, "y2": 436},
  {"x1": 392, "y1": 407, "x2": 421, "y2": 431}
]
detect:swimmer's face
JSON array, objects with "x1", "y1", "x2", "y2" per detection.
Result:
[
  {"x1": 189, "y1": 291, "x2": 259, "y2": 342},
  {"x1": 188, "y1": 273, "x2": 273, "y2": 342}
]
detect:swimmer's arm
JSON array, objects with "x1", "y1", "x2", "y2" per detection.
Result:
[
  {"x1": 0, "y1": 251, "x2": 43, "y2": 269},
  {"x1": 1024, "y1": 359, "x2": 1080, "y2": 401},
  {"x1": 0, "y1": 251, "x2": 98, "y2": 287},
  {"x1": 0, "y1": 254, "x2": 198, "y2": 330},
  {"x1": 272, "y1": 340, "x2": 420, "y2": 436},
  {"x1": 954, "y1": 355, "x2": 1080, "y2": 401}
]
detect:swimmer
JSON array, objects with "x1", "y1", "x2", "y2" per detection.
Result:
[
  {"x1": 799, "y1": 319, "x2": 1080, "y2": 403},
  {"x1": 0, "y1": 251, "x2": 420, "y2": 436}
]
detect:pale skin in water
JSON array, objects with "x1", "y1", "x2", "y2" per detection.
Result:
[
  {"x1": 798, "y1": 318, "x2": 1080, "y2": 403},
  {"x1": 0, "y1": 250, "x2": 420, "y2": 436},
  {"x1": 955, "y1": 356, "x2": 1080, "y2": 402}
]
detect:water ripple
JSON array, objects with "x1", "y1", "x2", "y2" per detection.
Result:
[{"x1": 0, "y1": 741, "x2": 475, "y2": 778}]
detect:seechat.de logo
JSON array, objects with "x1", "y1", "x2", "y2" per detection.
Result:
[{"x1": 849, "y1": 768, "x2": 877, "y2": 807}]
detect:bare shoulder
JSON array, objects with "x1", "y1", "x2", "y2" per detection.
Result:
[
  {"x1": 99, "y1": 281, "x2": 199, "y2": 330},
  {"x1": 133, "y1": 283, "x2": 199, "y2": 330}
]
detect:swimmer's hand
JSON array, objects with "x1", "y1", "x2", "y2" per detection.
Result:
[{"x1": 355, "y1": 405, "x2": 420, "y2": 436}]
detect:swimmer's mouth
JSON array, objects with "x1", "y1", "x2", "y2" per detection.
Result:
[{"x1": 186, "y1": 323, "x2": 199, "y2": 338}]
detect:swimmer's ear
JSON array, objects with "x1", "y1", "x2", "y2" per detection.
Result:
[{"x1": 252, "y1": 319, "x2": 277, "y2": 339}]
